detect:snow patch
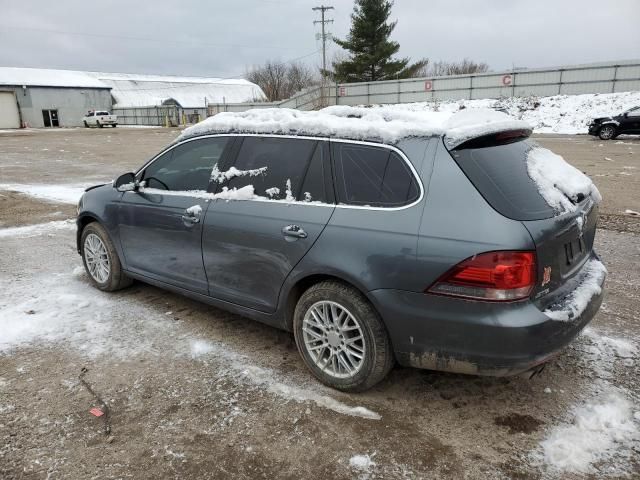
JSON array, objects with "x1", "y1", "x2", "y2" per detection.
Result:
[
  {"x1": 0, "y1": 183, "x2": 89, "y2": 204},
  {"x1": 187, "y1": 339, "x2": 381, "y2": 420},
  {"x1": 0, "y1": 220, "x2": 75, "y2": 238},
  {"x1": 211, "y1": 164, "x2": 267, "y2": 183},
  {"x1": 265, "y1": 187, "x2": 280, "y2": 198},
  {"x1": 543, "y1": 259, "x2": 607, "y2": 322},
  {"x1": 527, "y1": 147, "x2": 601, "y2": 214},
  {"x1": 539, "y1": 391, "x2": 640, "y2": 475},
  {"x1": 349, "y1": 454, "x2": 377, "y2": 471},
  {"x1": 185, "y1": 204, "x2": 202, "y2": 216},
  {"x1": 190, "y1": 340, "x2": 214, "y2": 358},
  {"x1": 379, "y1": 91, "x2": 640, "y2": 135}
]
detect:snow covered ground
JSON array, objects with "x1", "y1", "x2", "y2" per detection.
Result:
[
  {"x1": 0, "y1": 183, "x2": 89, "y2": 204},
  {"x1": 383, "y1": 91, "x2": 640, "y2": 135}
]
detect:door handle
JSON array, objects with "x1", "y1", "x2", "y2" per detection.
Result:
[
  {"x1": 282, "y1": 224, "x2": 307, "y2": 239},
  {"x1": 181, "y1": 214, "x2": 200, "y2": 224}
]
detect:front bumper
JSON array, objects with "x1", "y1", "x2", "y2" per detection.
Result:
[
  {"x1": 369, "y1": 267, "x2": 605, "y2": 376},
  {"x1": 588, "y1": 124, "x2": 600, "y2": 136}
]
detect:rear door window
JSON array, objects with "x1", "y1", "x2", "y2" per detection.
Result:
[
  {"x1": 332, "y1": 142, "x2": 420, "y2": 207},
  {"x1": 143, "y1": 137, "x2": 229, "y2": 191},
  {"x1": 449, "y1": 138, "x2": 556, "y2": 220},
  {"x1": 225, "y1": 137, "x2": 317, "y2": 200}
]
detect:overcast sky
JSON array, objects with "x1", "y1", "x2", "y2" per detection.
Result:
[{"x1": 1, "y1": 0, "x2": 638, "y2": 78}]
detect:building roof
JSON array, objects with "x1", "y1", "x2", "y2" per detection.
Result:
[
  {"x1": 0, "y1": 67, "x2": 266, "y2": 108},
  {"x1": 178, "y1": 106, "x2": 531, "y2": 148},
  {"x1": 87, "y1": 72, "x2": 266, "y2": 108},
  {"x1": 0, "y1": 67, "x2": 108, "y2": 89}
]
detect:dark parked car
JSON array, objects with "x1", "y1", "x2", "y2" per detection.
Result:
[
  {"x1": 76, "y1": 108, "x2": 606, "y2": 391},
  {"x1": 588, "y1": 106, "x2": 640, "y2": 139}
]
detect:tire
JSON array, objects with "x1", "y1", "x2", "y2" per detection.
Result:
[
  {"x1": 84, "y1": 121, "x2": 89, "y2": 128},
  {"x1": 97, "y1": 121, "x2": 103, "y2": 128},
  {"x1": 293, "y1": 281, "x2": 394, "y2": 392},
  {"x1": 80, "y1": 222, "x2": 132, "y2": 292},
  {"x1": 599, "y1": 125, "x2": 616, "y2": 140},
  {"x1": 112, "y1": 124, "x2": 117, "y2": 128}
]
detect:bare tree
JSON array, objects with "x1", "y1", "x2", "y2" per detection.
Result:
[
  {"x1": 417, "y1": 58, "x2": 489, "y2": 77},
  {"x1": 246, "y1": 61, "x2": 319, "y2": 102}
]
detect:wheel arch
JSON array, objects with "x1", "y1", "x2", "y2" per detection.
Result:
[
  {"x1": 282, "y1": 272, "x2": 378, "y2": 332},
  {"x1": 76, "y1": 213, "x2": 100, "y2": 253}
]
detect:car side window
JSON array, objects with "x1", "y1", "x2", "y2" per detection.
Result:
[
  {"x1": 225, "y1": 137, "x2": 317, "y2": 199},
  {"x1": 143, "y1": 137, "x2": 229, "y2": 191},
  {"x1": 332, "y1": 143, "x2": 420, "y2": 207},
  {"x1": 627, "y1": 107, "x2": 640, "y2": 117}
]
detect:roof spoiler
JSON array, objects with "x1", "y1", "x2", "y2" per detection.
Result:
[{"x1": 449, "y1": 128, "x2": 532, "y2": 150}]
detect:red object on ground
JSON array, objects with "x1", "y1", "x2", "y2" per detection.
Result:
[{"x1": 89, "y1": 407, "x2": 104, "y2": 417}]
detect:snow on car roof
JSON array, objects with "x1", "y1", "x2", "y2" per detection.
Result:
[{"x1": 178, "y1": 106, "x2": 531, "y2": 147}]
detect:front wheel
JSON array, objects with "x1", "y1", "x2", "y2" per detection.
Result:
[
  {"x1": 112, "y1": 124, "x2": 117, "y2": 128},
  {"x1": 83, "y1": 121, "x2": 89, "y2": 128},
  {"x1": 293, "y1": 281, "x2": 394, "y2": 392},
  {"x1": 81, "y1": 222, "x2": 132, "y2": 291},
  {"x1": 599, "y1": 125, "x2": 616, "y2": 140},
  {"x1": 97, "y1": 121, "x2": 103, "y2": 128}
]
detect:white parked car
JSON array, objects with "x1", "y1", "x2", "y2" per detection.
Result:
[{"x1": 83, "y1": 110, "x2": 117, "y2": 128}]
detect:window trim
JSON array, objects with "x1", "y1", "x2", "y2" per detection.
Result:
[{"x1": 135, "y1": 133, "x2": 424, "y2": 211}]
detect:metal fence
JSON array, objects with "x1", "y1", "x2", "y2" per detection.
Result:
[
  {"x1": 112, "y1": 106, "x2": 181, "y2": 126},
  {"x1": 113, "y1": 60, "x2": 640, "y2": 125},
  {"x1": 208, "y1": 86, "x2": 326, "y2": 116},
  {"x1": 206, "y1": 59, "x2": 640, "y2": 115}
]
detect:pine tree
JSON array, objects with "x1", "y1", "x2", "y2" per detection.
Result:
[{"x1": 332, "y1": 0, "x2": 426, "y2": 83}]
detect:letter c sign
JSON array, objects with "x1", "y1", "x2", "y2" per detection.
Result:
[{"x1": 502, "y1": 75, "x2": 513, "y2": 86}]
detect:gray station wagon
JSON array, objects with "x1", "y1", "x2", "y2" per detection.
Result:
[{"x1": 76, "y1": 107, "x2": 606, "y2": 391}]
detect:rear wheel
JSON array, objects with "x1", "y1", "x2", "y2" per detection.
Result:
[
  {"x1": 293, "y1": 281, "x2": 394, "y2": 392},
  {"x1": 81, "y1": 222, "x2": 132, "y2": 291},
  {"x1": 97, "y1": 121, "x2": 103, "y2": 128},
  {"x1": 112, "y1": 124, "x2": 117, "y2": 128},
  {"x1": 599, "y1": 125, "x2": 616, "y2": 140},
  {"x1": 83, "y1": 121, "x2": 89, "y2": 128}
]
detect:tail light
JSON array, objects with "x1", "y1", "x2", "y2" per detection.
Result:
[{"x1": 427, "y1": 251, "x2": 537, "y2": 301}]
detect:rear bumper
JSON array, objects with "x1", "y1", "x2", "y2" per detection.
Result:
[{"x1": 369, "y1": 268, "x2": 605, "y2": 376}]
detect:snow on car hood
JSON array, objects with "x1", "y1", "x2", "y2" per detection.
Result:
[{"x1": 178, "y1": 106, "x2": 530, "y2": 146}]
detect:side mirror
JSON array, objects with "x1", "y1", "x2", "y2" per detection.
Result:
[{"x1": 114, "y1": 172, "x2": 137, "y2": 191}]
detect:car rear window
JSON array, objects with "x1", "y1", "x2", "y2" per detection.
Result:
[{"x1": 449, "y1": 138, "x2": 556, "y2": 221}]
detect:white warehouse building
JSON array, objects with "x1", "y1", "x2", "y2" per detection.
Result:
[{"x1": 0, "y1": 67, "x2": 265, "y2": 128}]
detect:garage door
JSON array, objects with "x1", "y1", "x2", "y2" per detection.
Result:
[{"x1": 0, "y1": 92, "x2": 20, "y2": 128}]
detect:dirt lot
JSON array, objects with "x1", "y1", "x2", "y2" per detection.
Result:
[{"x1": 0, "y1": 128, "x2": 639, "y2": 479}]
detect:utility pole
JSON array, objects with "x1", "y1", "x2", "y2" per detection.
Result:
[{"x1": 313, "y1": 5, "x2": 333, "y2": 106}]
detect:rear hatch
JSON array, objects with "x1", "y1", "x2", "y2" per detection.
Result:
[{"x1": 447, "y1": 132, "x2": 600, "y2": 306}]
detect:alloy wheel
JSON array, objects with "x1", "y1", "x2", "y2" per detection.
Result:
[
  {"x1": 302, "y1": 300, "x2": 366, "y2": 379},
  {"x1": 600, "y1": 125, "x2": 615, "y2": 139},
  {"x1": 84, "y1": 233, "x2": 110, "y2": 283}
]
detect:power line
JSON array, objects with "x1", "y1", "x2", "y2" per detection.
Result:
[{"x1": 0, "y1": 24, "x2": 301, "y2": 52}]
